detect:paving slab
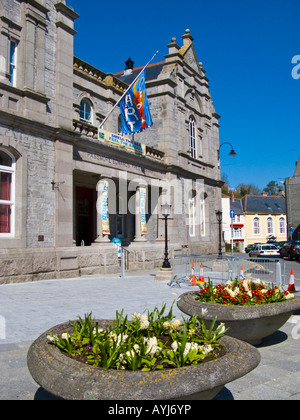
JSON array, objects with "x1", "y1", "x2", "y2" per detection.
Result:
[{"x1": 0, "y1": 270, "x2": 300, "y2": 400}]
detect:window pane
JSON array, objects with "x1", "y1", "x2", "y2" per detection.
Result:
[
  {"x1": 80, "y1": 100, "x2": 92, "y2": 122},
  {"x1": 0, "y1": 172, "x2": 11, "y2": 201},
  {"x1": 9, "y1": 41, "x2": 17, "y2": 85},
  {"x1": 0, "y1": 151, "x2": 13, "y2": 167},
  {"x1": 0, "y1": 204, "x2": 11, "y2": 233}
]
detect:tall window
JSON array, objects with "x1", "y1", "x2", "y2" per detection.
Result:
[
  {"x1": 253, "y1": 216, "x2": 261, "y2": 236},
  {"x1": 200, "y1": 193, "x2": 205, "y2": 236},
  {"x1": 0, "y1": 149, "x2": 15, "y2": 236},
  {"x1": 279, "y1": 217, "x2": 286, "y2": 236},
  {"x1": 189, "y1": 191, "x2": 196, "y2": 237},
  {"x1": 267, "y1": 217, "x2": 274, "y2": 236},
  {"x1": 79, "y1": 99, "x2": 93, "y2": 124},
  {"x1": 189, "y1": 117, "x2": 196, "y2": 158},
  {"x1": 9, "y1": 40, "x2": 17, "y2": 86}
]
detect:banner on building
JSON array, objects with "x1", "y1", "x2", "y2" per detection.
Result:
[
  {"x1": 119, "y1": 69, "x2": 153, "y2": 134},
  {"x1": 99, "y1": 129, "x2": 146, "y2": 156},
  {"x1": 101, "y1": 180, "x2": 110, "y2": 235},
  {"x1": 140, "y1": 186, "x2": 147, "y2": 235}
]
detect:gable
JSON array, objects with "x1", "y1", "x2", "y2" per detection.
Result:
[{"x1": 180, "y1": 44, "x2": 201, "y2": 74}]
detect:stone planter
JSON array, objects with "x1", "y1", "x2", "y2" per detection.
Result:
[
  {"x1": 27, "y1": 319, "x2": 261, "y2": 400},
  {"x1": 177, "y1": 292, "x2": 300, "y2": 345}
]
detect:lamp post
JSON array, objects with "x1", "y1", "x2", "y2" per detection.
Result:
[
  {"x1": 218, "y1": 142, "x2": 237, "y2": 161},
  {"x1": 216, "y1": 210, "x2": 223, "y2": 257},
  {"x1": 161, "y1": 203, "x2": 171, "y2": 268}
]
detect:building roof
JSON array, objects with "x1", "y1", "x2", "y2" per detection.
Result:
[
  {"x1": 242, "y1": 195, "x2": 286, "y2": 214},
  {"x1": 114, "y1": 62, "x2": 165, "y2": 85},
  {"x1": 230, "y1": 198, "x2": 244, "y2": 214}
]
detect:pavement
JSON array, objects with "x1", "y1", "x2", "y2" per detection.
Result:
[{"x1": 0, "y1": 268, "x2": 300, "y2": 400}]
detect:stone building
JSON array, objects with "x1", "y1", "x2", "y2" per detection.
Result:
[
  {"x1": 0, "y1": 0, "x2": 223, "y2": 283},
  {"x1": 285, "y1": 156, "x2": 300, "y2": 240}
]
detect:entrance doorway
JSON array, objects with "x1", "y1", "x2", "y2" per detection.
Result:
[{"x1": 75, "y1": 186, "x2": 95, "y2": 246}]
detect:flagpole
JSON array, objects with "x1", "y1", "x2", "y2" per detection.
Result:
[{"x1": 99, "y1": 51, "x2": 159, "y2": 129}]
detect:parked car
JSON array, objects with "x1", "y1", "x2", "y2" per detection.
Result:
[
  {"x1": 249, "y1": 244, "x2": 280, "y2": 258},
  {"x1": 266, "y1": 240, "x2": 286, "y2": 248},
  {"x1": 245, "y1": 244, "x2": 255, "y2": 253},
  {"x1": 279, "y1": 241, "x2": 300, "y2": 261}
]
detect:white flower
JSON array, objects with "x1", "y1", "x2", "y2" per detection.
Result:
[
  {"x1": 132, "y1": 312, "x2": 141, "y2": 322},
  {"x1": 171, "y1": 319, "x2": 181, "y2": 329},
  {"x1": 183, "y1": 342, "x2": 192, "y2": 357},
  {"x1": 144, "y1": 337, "x2": 161, "y2": 356},
  {"x1": 217, "y1": 323, "x2": 226, "y2": 335},
  {"x1": 201, "y1": 308, "x2": 208, "y2": 317},
  {"x1": 163, "y1": 321, "x2": 171, "y2": 329},
  {"x1": 61, "y1": 332, "x2": 69, "y2": 340},
  {"x1": 285, "y1": 293, "x2": 295, "y2": 300},
  {"x1": 140, "y1": 314, "x2": 150, "y2": 330},
  {"x1": 242, "y1": 280, "x2": 250, "y2": 291},
  {"x1": 92, "y1": 327, "x2": 103, "y2": 335},
  {"x1": 171, "y1": 341, "x2": 178, "y2": 351},
  {"x1": 47, "y1": 334, "x2": 57, "y2": 343}
]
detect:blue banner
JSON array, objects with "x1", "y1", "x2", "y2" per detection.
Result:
[{"x1": 119, "y1": 70, "x2": 153, "y2": 134}]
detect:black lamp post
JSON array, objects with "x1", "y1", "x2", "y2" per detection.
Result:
[
  {"x1": 218, "y1": 142, "x2": 237, "y2": 160},
  {"x1": 161, "y1": 203, "x2": 171, "y2": 268},
  {"x1": 216, "y1": 210, "x2": 223, "y2": 257}
]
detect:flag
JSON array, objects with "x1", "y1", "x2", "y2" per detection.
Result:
[{"x1": 119, "y1": 69, "x2": 153, "y2": 134}]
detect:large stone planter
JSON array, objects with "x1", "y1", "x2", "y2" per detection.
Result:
[
  {"x1": 177, "y1": 292, "x2": 300, "y2": 345},
  {"x1": 27, "y1": 319, "x2": 261, "y2": 400}
]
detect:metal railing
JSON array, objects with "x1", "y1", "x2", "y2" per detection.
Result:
[{"x1": 169, "y1": 254, "x2": 286, "y2": 289}]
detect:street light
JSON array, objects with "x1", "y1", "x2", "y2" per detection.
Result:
[
  {"x1": 161, "y1": 203, "x2": 171, "y2": 268},
  {"x1": 216, "y1": 210, "x2": 223, "y2": 257},
  {"x1": 218, "y1": 142, "x2": 237, "y2": 160}
]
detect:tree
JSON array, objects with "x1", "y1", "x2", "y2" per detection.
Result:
[
  {"x1": 263, "y1": 181, "x2": 284, "y2": 196},
  {"x1": 234, "y1": 183, "x2": 261, "y2": 198}
]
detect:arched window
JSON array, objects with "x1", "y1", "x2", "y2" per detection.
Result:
[
  {"x1": 0, "y1": 149, "x2": 15, "y2": 236},
  {"x1": 79, "y1": 99, "x2": 93, "y2": 124},
  {"x1": 266, "y1": 217, "x2": 274, "y2": 236},
  {"x1": 279, "y1": 217, "x2": 286, "y2": 236},
  {"x1": 253, "y1": 216, "x2": 261, "y2": 236},
  {"x1": 189, "y1": 117, "x2": 196, "y2": 158}
]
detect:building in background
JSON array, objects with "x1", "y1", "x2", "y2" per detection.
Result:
[
  {"x1": 222, "y1": 194, "x2": 287, "y2": 251},
  {"x1": 285, "y1": 156, "x2": 300, "y2": 240},
  {"x1": 0, "y1": 0, "x2": 223, "y2": 283}
]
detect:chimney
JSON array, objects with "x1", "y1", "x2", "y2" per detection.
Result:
[{"x1": 124, "y1": 57, "x2": 134, "y2": 75}]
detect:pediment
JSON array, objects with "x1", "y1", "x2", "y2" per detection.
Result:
[{"x1": 180, "y1": 44, "x2": 201, "y2": 74}]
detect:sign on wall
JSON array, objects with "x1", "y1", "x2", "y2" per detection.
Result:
[{"x1": 99, "y1": 129, "x2": 146, "y2": 156}]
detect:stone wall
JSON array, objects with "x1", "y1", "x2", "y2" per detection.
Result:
[{"x1": 0, "y1": 245, "x2": 119, "y2": 284}]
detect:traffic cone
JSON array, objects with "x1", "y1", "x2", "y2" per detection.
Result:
[
  {"x1": 288, "y1": 269, "x2": 296, "y2": 292},
  {"x1": 240, "y1": 266, "x2": 244, "y2": 280},
  {"x1": 190, "y1": 261, "x2": 197, "y2": 286},
  {"x1": 198, "y1": 263, "x2": 205, "y2": 283}
]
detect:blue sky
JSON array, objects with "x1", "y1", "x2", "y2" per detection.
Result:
[{"x1": 67, "y1": 0, "x2": 300, "y2": 191}]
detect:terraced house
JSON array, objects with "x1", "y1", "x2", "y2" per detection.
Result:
[
  {"x1": 222, "y1": 194, "x2": 287, "y2": 252},
  {"x1": 0, "y1": 0, "x2": 223, "y2": 283}
]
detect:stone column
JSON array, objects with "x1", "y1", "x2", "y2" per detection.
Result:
[
  {"x1": 55, "y1": 2, "x2": 79, "y2": 130},
  {"x1": 54, "y1": 140, "x2": 74, "y2": 247}
]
